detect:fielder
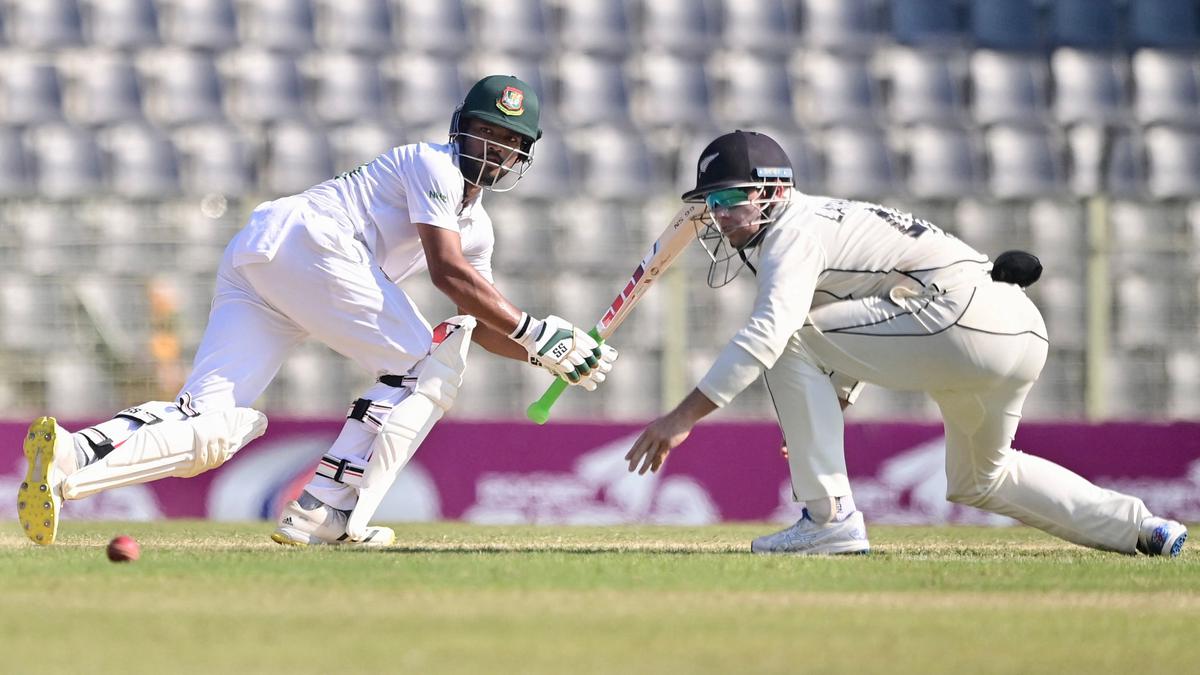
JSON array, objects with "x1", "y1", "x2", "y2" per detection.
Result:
[
  {"x1": 18, "y1": 75, "x2": 617, "y2": 547},
  {"x1": 624, "y1": 130, "x2": 1187, "y2": 558}
]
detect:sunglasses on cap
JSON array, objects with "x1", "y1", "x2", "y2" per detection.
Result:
[{"x1": 704, "y1": 188, "x2": 753, "y2": 210}]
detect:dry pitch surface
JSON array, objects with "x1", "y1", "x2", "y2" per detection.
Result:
[{"x1": 1, "y1": 522, "x2": 1197, "y2": 675}]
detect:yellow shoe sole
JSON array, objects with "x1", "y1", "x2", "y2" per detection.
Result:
[
  {"x1": 270, "y1": 531, "x2": 307, "y2": 547},
  {"x1": 18, "y1": 417, "x2": 61, "y2": 546}
]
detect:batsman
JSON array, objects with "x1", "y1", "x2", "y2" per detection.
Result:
[
  {"x1": 18, "y1": 75, "x2": 617, "y2": 547},
  {"x1": 625, "y1": 130, "x2": 1187, "y2": 558}
]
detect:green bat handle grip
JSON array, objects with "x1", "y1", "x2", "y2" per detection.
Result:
[{"x1": 526, "y1": 329, "x2": 604, "y2": 424}]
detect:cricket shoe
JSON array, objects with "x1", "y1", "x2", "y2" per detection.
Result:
[
  {"x1": 1137, "y1": 517, "x2": 1187, "y2": 557},
  {"x1": 271, "y1": 491, "x2": 395, "y2": 547},
  {"x1": 17, "y1": 416, "x2": 78, "y2": 546},
  {"x1": 751, "y1": 509, "x2": 870, "y2": 555}
]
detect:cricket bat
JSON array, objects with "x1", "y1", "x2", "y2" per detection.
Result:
[{"x1": 526, "y1": 202, "x2": 706, "y2": 424}]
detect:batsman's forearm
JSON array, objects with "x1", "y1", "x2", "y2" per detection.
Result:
[
  {"x1": 431, "y1": 266, "x2": 523, "y2": 335},
  {"x1": 468, "y1": 319, "x2": 530, "y2": 361}
]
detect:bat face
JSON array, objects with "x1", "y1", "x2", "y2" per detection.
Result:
[{"x1": 597, "y1": 203, "x2": 706, "y2": 337}]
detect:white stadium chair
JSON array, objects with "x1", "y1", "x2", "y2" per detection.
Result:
[
  {"x1": 382, "y1": 53, "x2": 467, "y2": 129},
  {"x1": 879, "y1": 46, "x2": 966, "y2": 125},
  {"x1": 173, "y1": 122, "x2": 256, "y2": 197},
  {"x1": 262, "y1": 121, "x2": 334, "y2": 196},
  {"x1": 303, "y1": 51, "x2": 386, "y2": 125},
  {"x1": 717, "y1": 0, "x2": 795, "y2": 56},
  {"x1": 59, "y1": 49, "x2": 144, "y2": 128},
  {"x1": 98, "y1": 121, "x2": 181, "y2": 199},
  {"x1": 472, "y1": 0, "x2": 551, "y2": 57},
  {"x1": 1144, "y1": 125, "x2": 1200, "y2": 200},
  {"x1": 554, "y1": 53, "x2": 633, "y2": 128},
  {"x1": 792, "y1": 49, "x2": 879, "y2": 127},
  {"x1": 0, "y1": 52, "x2": 64, "y2": 126},
  {"x1": 157, "y1": 0, "x2": 239, "y2": 50},
  {"x1": 822, "y1": 124, "x2": 898, "y2": 199},
  {"x1": 1132, "y1": 49, "x2": 1200, "y2": 127},
  {"x1": 27, "y1": 122, "x2": 104, "y2": 199},
  {"x1": 798, "y1": 0, "x2": 878, "y2": 54},
  {"x1": 137, "y1": 47, "x2": 225, "y2": 128},
  {"x1": 903, "y1": 123, "x2": 982, "y2": 200},
  {"x1": 81, "y1": 0, "x2": 161, "y2": 48},
  {"x1": 629, "y1": 50, "x2": 714, "y2": 131},
  {"x1": 0, "y1": 126, "x2": 33, "y2": 198},
  {"x1": 329, "y1": 119, "x2": 403, "y2": 175},
  {"x1": 969, "y1": 50, "x2": 1049, "y2": 126},
  {"x1": 392, "y1": 0, "x2": 469, "y2": 56},
  {"x1": 1, "y1": 0, "x2": 84, "y2": 48},
  {"x1": 635, "y1": 0, "x2": 717, "y2": 56},
  {"x1": 1051, "y1": 48, "x2": 1128, "y2": 127},
  {"x1": 555, "y1": 0, "x2": 632, "y2": 57},
  {"x1": 313, "y1": 0, "x2": 393, "y2": 54},
  {"x1": 235, "y1": 0, "x2": 315, "y2": 53},
  {"x1": 1065, "y1": 124, "x2": 1142, "y2": 198},
  {"x1": 983, "y1": 123, "x2": 1065, "y2": 199},
  {"x1": 219, "y1": 48, "x2": 305, "y2": 125},
  {"x1": 709, "y1": 50, "x2": 795, "y2": 129}
]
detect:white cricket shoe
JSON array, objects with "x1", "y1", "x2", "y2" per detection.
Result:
[
  {"x1": 17, "y1": 416, "x2": 78, "y2": 546},
  {"x1": 271, "y1": 491, "x2": 396, "y2": 547},
  {"x1": 751, "y1": 509, "x2": 871, "y2": 555},
  {"x1": 1137, "y1": 517, "x2": 1188, "y2": 557}
]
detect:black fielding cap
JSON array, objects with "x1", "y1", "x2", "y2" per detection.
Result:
[{"x1": 682, "y1": 130, "x2": 794, "y2": 202}]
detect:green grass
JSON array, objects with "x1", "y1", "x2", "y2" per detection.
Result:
[{"x1": 1, "y1": 522, "x2": 1197, "y2": 675}]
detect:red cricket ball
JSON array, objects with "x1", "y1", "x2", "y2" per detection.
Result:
[{"x1": 106, "y1": 535, "x2": 140, "y2": 563}]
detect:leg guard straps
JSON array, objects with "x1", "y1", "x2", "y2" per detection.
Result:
[{"x1": 315, "y1": 454, "x2": 366, "y2": 487}]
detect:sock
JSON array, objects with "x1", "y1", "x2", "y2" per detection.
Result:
[{"x1": 805, "y1": 495, "x2": 857, "y2": 524}]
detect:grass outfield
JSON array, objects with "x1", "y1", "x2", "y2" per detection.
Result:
[{"x1": 1, "y1": 522, "x2": 1197, "y2": 675}]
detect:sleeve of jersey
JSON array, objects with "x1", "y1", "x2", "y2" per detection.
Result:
[
  {"x1": 400, "y1": 151, "x2": 462, "y2": 232},
  {"x1": 728, "y1": 227, "x2": 824, "y2": 370},
  {"x1": 697, "y1": 342, "x2": 765, "y2": 408}
]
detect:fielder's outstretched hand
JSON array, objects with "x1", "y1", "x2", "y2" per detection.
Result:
[{"x1": 625, "y1": 414, "x2": 693, "y2": 475}]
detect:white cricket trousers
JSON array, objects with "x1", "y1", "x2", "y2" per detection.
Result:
[
  {"x1": 767, "y1": 277, "x2": 1151, "y2": 553},
  {"x1": 179, "y1": 197, "x2": 433, "y2": 412}
]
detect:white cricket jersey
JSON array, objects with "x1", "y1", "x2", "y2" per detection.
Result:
[
  {"x1": 245, "y1": 142, "x2": 495, "y2": 284},
  {"x1": 731, "y1": 191, "x2": 988, "y2": 367},
  {"x1": 699, "y1": 191, "x2": 989, "y2": 405}
]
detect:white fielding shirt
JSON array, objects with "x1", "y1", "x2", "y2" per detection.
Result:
[
  {"x1": 236, "y1": 142, "x2": 495, "y2": 284},
  {"x1": 698, "y1": 190, "x2": 989, "y2": 407}
]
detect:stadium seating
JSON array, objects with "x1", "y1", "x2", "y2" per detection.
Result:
[{"x1": 0, "y1": 0, "x2": 1197, "y2": 420}]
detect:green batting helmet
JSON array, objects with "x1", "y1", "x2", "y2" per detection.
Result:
[{"x1": 452, "y1": 75, "x2": 543, "y2": 145}]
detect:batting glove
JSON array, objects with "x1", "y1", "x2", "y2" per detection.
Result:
[{"x1": 510, "y1": 313, "x2": 604, "y2": 388}]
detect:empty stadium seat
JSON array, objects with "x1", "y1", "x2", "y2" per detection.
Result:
[
  {"x1": 157, "y1": 0, "x2": 239, "y2": 50},
  {"x1": 1065, "y1": 124, "x2": 1142, "y2": 198},
  {"x1": 717, "y1": 0, "x2": 795, "y2": 55},
  {"x1": 1031, "y1": 273, "x2": 1086, "y2": 349},
  {"x1": 84, "y1": 201, "x2": 160, "y2": 273},
  {"x1": 303, "y1": 51, "x2": 386, "y2": 125},
  {"x1": 636, "y1": 0, "x2": 717, "y2": 55},
  {"x1": 568, "y1": 124, "x2": 658, "y2": 201},
  {"x1": 1129, "y1": 0, "x2": 1200, "y2": 50},
  {"x1": 0, "y1": 53, "x2": 64, "y2": 125},
  {"x1": 0, "y1": 126, "x2": 32, "y2": 198},
  {"x1": 1021, "y1": 347, "x2": 1085, "y2": 419},
  {"x1": 710, "y1": 50, "x2": 795, "y2": 128},
  {"x1": 903, "y1": 123, "x2": 982, "y2": 199},
  {"x1": 513, "y1": 127, "x2": 572, "y2": 201},
  {"x1": 555, "y1": 0, "x2": 632, "y2": 57},
  {"x1": 793, "y1": 49, "x2": 880, "y2": 127},
  {"x1": 137, "y1": 47, "x2": 225, "y2": 127},
  {"x1": 382, "y1": 53, "x2": 466, "y2": 129},
  {"x1": 1048, "y1": 0, "x2": 1119, "y2": 50},
  {"x1": 236, "y1": 0, "x2": 315, "y2": 52},
  {"x1": 329, "y1": 119, "x2": 402, "y2": 175},
  {"x1": 822, "y1": 124, "x2": 898, "y2": 199},
  {"x1": 629, "y1": 50, "x2": 714, "y2": 130},
  {"x1": 98, "y1": 122, "x2": 181, "y2": 199},
  {"x1": 46, "y1": 352, "x2": 115, "y2": 417},
  {"x1": 392, "y1": 0, "x2": 470, "y2": 56},
  {"x1": 0, "y1": 274, "x2": 72, "y2": 350},
  {"x1": 1109, "y1": 200, "x2": 1183, "y2": 271},
  {"x1": 472, "y1": 0, "x2": 551, "y2": 57},
  {"x1": 263, "y1": 121, "x2": 334, "y2": 195},
  {"x1": 1144, "y1": 125, "x2": 1200, "y2": 199},
  {"x1": 219, "y1": 49, "x2": 305, "y2": 125},
  {"x1": 1105, "y1": 348, "x2": 1170, "y2": 418},
  {"x1": 81, "y1": 0, "x2": 161, "y2": 48},
  {"x1": 59, "y1": 49, "x2": 143, "y2": 127},
  {"x1": 968, "y1": 50, "x2": 1049, "y2": 126},
  {"x1": 951, "y1": 199, "x2": 1029, "y2": 256},
  {"x1": 889, "y1": 0, "x2": 963, "y2": 47},
  {"x1": 554, "y1": 53, "x2": 632, "y2": 128},
  {"x1": 1167, "y1": 349, "x2": 1200, "y2": 418},
  {"x1": 1051, "y1": 48, "x2": 1128, "y2": 126},
  {"x1": 970, "y1": 0, "x2": 1039, "y2": 52},
  {"x1": 2, "y1": 0, "x2": 84, "y2": 48},
  {"x1": 1028, "y1": 199, "x2": 1087, "y2": 273},
  {"x1": 1115, "y1": 273, "x2": 1172, "y2": 348},
  {"x1": 983, "y1": 124, "x2": 1065, "y2": 199},
  {"x1": 279, "y1": 344, "x2": 352, "y2": 416},
  {"x1": 27, "y1": 122, "x2": 104, "y2": 199},
  {"x1": 1132, "y1": 49, "x2": 1200, "y2": 126},
  {"x1": 878, "y1": 46, "x2": 965, "y2": 125},
  {"x1": 312, "y1": 0, "x2": 392, "y2": 53},
  {"x1": 798, "y1": 0, "x2": 878, "y2": 54}
]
